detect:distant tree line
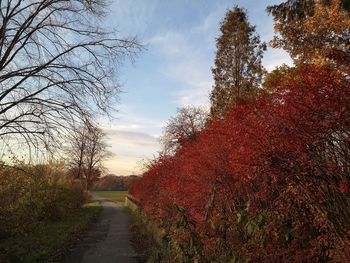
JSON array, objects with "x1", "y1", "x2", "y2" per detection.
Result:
[{"x1": 92, "y1": 175, "x2": 139, "y2": 191}]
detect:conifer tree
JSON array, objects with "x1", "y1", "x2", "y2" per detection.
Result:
[{"x1": 210, "y1": 6, "x2": 266, "y2": 119}]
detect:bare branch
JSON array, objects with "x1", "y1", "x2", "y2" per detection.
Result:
[{"x1": 0, "y1": 0, "x2": 142, "y2": 157}]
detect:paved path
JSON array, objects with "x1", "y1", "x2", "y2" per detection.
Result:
[{"x1": 63, "y1": 201, "x2": 138, "y2": 263}]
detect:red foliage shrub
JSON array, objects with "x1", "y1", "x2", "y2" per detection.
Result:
[{"x1": 129, "y1": 64, "x2": 350, "y2": 262}]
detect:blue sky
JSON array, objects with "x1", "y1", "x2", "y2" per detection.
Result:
[{"x1": 101, "y1": 0, "x2": 292, "y2": 175}]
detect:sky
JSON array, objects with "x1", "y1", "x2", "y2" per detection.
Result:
[{"x1": 100, "y1": 0, "x2": 293, "y2": 175}]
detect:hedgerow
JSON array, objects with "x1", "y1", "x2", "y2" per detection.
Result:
[{"x1": 129, "y1": 64, "x2": 350, "y2": 262}]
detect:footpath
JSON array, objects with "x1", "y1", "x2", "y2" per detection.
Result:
[{"x1": 62, "y1": 201, "x2": 138, "y2": 263}]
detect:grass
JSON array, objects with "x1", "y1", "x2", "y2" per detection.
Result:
[
  {"x1": 92, "y1": 191, "x2": 127, "y2": 204},
  {"x1": 0, "y1": 202, "x2": 101, "y2": 263}
]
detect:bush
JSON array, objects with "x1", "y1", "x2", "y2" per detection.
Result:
[
  {"x1": 129, "y1": 64, "x2": 350, "y2": 262},
  {"x1": 0, "y1": 162, "x2": 85, "y2": 238}
]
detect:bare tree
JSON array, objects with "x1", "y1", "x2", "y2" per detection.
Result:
[
  {"x1": 0, "y1": 0, "x2": 141, "y2": 155},
  {"x1": 83, "y1": 125, "x2": 110, "y2": 190},
  {"x1": 160, "y1": 106, "x2": 208, "y2": 154},
  {"x1": 66, "y1": 123, "x2": 89, "y2": 184},
  {"x1": 66, "y1": 123, "x2": 110, "y2": 191}
]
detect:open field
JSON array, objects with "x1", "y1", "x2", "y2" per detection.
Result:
[
  {"x1": 0, "y1": 202, "x2": 101, "y2": 263},
  {"x1": 92, "y1": 191, "x2": 127, "y2": 204}
]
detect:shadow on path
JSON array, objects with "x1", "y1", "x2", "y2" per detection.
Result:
[{"x1": 62, "y1": 201, "x2": 138, "y2": 263}]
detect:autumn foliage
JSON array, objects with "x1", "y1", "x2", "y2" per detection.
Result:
[{"x1": 129, "y1": 63, "x2": 350, "y2": 262}]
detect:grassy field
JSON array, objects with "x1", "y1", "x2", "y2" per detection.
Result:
[
  {"x1": 0, "y1": 202, "x2": 101, "y2": 263},
  {"x1": 92, "y1": 191, "x2": 127, "y2": 204}
]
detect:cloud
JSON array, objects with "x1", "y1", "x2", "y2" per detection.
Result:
[
  {"x1": 101, "y1": 127, "x2": 160, "y2": 175},
  {"x1": 150, "y1": 32, "x2": 190, "y2": 58},
  {"x1": 116, "y1": 104, "x2": 165, "y2": 128},
  {"x1": 104, "y1": 156, "x2": 142, "y2": 175},
  {"x1": 263, "y1": 48, "x2": 293, "y2": 72},
  {"x1": 174, "y1": 80, "x2": 212, "y2": 106},
  {"x1": 109, "y1": 0, "x2": 160, "y2": 36},
  {"x1": 99, "y1": 110, "x2": 163, "y2": 175},
  {"x1": 192, "y1": 8, "x2": 221, "y2": 36},
  {"x1": 105, "y1": 129, "x2": 159, "y2": 148},
  {"x1": 149, "y1": 29, "x2": 214, "y2": 107}
]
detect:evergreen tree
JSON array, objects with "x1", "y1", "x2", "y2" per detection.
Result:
[{"x1": 210, "y1": 6, "x2": 266, "y2": 119}]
